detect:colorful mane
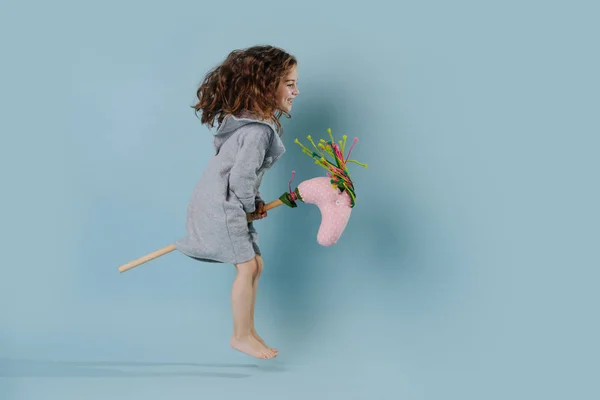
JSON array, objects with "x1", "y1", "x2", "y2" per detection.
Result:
[{"x1": 294, "y1": 128, "x2": 367, "y2": 207}]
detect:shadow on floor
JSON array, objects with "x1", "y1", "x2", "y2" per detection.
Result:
[{"x1": 0, "y1": 358, "x2": 285, "y2": 378}]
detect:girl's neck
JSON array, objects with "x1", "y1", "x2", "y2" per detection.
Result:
[{"x1": 237, "y1": 109, "x2": 269, "y2": 120}]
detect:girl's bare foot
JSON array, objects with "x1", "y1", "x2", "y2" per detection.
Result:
[
  {"x1": 251, "y1": 329, "x2": 278, "y2": 353},
  {"x1": 230, "y1": 335, "x2": 277, "y2": 359}
]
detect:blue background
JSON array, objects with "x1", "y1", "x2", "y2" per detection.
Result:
[{"x1": 1, "y1": 0, "x2": 598, "y2": 399}]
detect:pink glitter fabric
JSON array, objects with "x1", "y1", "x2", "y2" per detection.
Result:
[{"x1": 298, "y1": 177, "x2": 352, "y2": 246}]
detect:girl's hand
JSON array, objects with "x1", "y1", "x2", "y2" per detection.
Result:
[
  {"x1": 254, "y1": 201, "x2": 268, "y2": 220},
  {"x1": 248, "y1": 201, "x2": 267, "y2": 221}
]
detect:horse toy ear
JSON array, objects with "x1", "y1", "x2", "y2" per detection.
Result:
[{"x1": 275, "y1": 129, "x2": 367, "y2": 246}]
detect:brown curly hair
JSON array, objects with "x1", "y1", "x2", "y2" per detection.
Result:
[{"x1": 193, "y1": 45, "x2": 297, "y2": 134}]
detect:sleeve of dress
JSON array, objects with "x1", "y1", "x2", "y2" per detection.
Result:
[
  {"x1": 255, "y1": 190, "x2": 264, "y2": 204},
  {"x1": 229, "y1": 124, "x2": 270, "y2": 213}
]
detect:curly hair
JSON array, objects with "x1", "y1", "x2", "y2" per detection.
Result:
[{"x1": 193, "y1": 45, "x2": 297, "y2": 134}]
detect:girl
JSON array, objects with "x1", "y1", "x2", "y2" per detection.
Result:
[{"x1": 174, "y1": 45, "x2": 300, "y2": 360}]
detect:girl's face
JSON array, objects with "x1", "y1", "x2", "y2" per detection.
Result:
[{"x1": 275, "y1": 65, "x2": 299, "y2": 113}]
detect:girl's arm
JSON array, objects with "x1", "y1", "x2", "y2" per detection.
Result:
[{"x1": 228, "y1": 125, "x2": 270, "y2": 214}]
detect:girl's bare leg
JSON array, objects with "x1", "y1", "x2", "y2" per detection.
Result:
[
  {"x1": 250, "y1": 255, "x2": 278, "y2": 353},
  {"x1": 230, "y1": 257, "x2": 277, "y2": 359}
]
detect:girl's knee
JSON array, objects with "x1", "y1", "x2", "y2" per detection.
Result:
[
  {"x1": 255, "y1": 255, "x2": 264, "y2": 277},
  {"x1": 236, "y1": 258, "x2": 259, "y2": 277}
]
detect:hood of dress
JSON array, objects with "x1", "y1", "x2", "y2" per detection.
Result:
[{"x1": 212, "y1": 113, "x2": 286, "y2": 162}]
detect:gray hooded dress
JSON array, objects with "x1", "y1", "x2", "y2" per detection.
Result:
[{"x1": 174, "y1": 114, "x2": 286, "y2": 265}]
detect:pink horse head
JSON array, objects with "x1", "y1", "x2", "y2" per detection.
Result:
[
  {"x1": 297, "y1": 177, "x2": 353, "y2": 246},
  {"x1": 284, "y1": 129, "x2": 366, "y2": 246}
]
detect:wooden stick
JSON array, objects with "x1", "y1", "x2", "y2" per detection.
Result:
[
  {"x1": 118, "y1": 244, "x2": 176, "y2": 273},
  {"x1": 264, "y1": 198, "x2": 284, "y2": 211},
  {"x1": 119, "y1": 198, "x2": 286, "y2": 273},
  {"x1": 246, "y1": 198, "x2": 284, "y2": 222}
]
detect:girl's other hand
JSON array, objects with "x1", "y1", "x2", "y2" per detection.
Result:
[
  {"x1": 248, "y1": 201, "x2": 267, "y2": 222},
  {"x1": 254, "y1": 201, "x2": 267, "y2": 220}
]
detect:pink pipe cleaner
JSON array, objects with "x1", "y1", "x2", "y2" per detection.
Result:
[
  {"x1": 288, "y1": 170, "x2": 297, "y2": 200},
  {"x1": 345, "y1": 138, "x2": 359, "y2": 162}
]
